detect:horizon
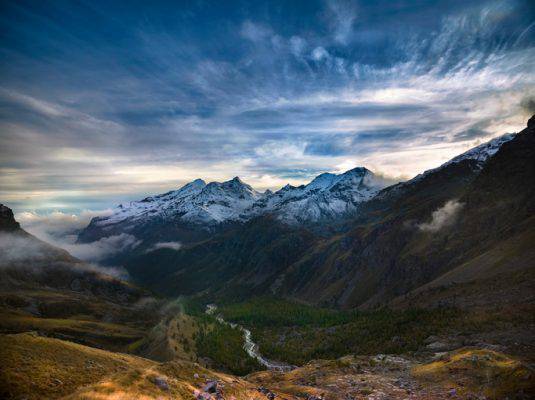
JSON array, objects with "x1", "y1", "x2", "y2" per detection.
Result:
[{"x1": 1, "y1": 0, "x2": 534, "y2": 214}]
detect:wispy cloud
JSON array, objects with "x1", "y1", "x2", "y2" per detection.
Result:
[
  {"x1": 146, "y1": 241, "x2": 182, "y2": 253},
  {"x1": 418, "y1": 200, "x2": 464, "y2": 233},
  {"x1": 0, "y1": 1, "x2": 533, "y2": 213},
  {"x1": 324, "y1": 0, "x2": 358, "y2": 45}
]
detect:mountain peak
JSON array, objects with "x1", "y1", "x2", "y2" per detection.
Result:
[
  {"x1": 343, "y1": 166, "x2": 371, "y2": 176},
  {"x1": 0, "y1": 204, "x2": 20, "y2": 232}
]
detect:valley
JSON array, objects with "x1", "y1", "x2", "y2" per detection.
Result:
[{"x1": 1, "y1": 116, "x2": 534, "y2": 399}]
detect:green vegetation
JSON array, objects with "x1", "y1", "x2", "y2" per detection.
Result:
[
  {"x1": 219, "y1": 297, "x2": 357, "y2": 327},
  {"x1": 216, "y1": 297, "x2": 527, "y2": 366},
  {"x1": 195, "y1": 317, "x2": 262, "y2": 375}
]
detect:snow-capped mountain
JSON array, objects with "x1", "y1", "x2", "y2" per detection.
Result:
[
  {"x1": 82, "y1": 132, "x2": 517, "y2": 240},
  {"x1": 90, "y1": 168, "x2": 384, "y2": 230},
  {"x1": 93, "y1": 177, "x2": 263, "y2": 228},
  {"x1": 410, "y1": 133, "x2": 516, "y2": 184},
  {"x1": 248, "y1": 167, "x2": 385, "y2": 224}
]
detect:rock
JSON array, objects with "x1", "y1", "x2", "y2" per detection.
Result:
[
  {"x1": 202, "y1": 380, "x2": 218, "y2": 393},
  {"x1": 152, "y1": 376, "x2": 169, "y2": 391},
  {"x1": 426, "y1": 341, "x2": 452, "y2": 352},
  {"x1": 424, "y1": 335, "x2": 440, "y2": 345},
  {"x1": 258, "y1": 386, "x2": 277, "y2": 399}
]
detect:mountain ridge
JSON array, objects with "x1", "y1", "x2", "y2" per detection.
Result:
[{"x1": 78, "y1": 132, "x2": 516, "y2": 248}]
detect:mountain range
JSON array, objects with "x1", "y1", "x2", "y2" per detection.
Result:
[
  {"x1": 74, "y1": 116, "x2": 534, "y2": 311},
  {"x1": 79, "y1": 132, "x2": 515, "y2": 244}
]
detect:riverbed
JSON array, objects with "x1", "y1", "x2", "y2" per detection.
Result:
[{"x1": 206, "y1": 304, "x2": 294, "y2": 372}]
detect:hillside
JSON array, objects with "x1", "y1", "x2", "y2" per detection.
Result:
[
  {"x1": 0, "y1": 204, "x2": 159, "y2": 351},
  {"x1": 279, "y1": 116, "x2": 535, "y2": 309},
  {"x1": 2, "y1": 332, "x2": 533, "y2": 400}
]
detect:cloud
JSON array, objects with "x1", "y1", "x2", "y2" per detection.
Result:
[
  {"x1": 418, "y1": 200, "x2": 463, "y2": 233},
  {"x1": 324, "y1": 0, "x2": 358, "y2": 45},
  {"x1": 240, "y1": 20, "x2": 272, "y2": 43},
  {"x1": 146, "y1": 241, "x2": 182, "y2": 253},
  {"x1": 311, "y1": 46, "x2": 330, "y2": 61},
  {"x1": 290, "y1": 36, "x2": 307, "y2": 57},
  {"x1": 0, "y1": 232, "x2": 129, "y2": 278},
  {"x1": 520, "y1": 96, "x2": 535, "y2": 115},
  {"x1": 0, "y1": 1, "x2": 533, "y2": 212},
  {"x1": 0, "y1": 232, "x2": 54, "y2": 264},
  {"x1": 15, "y1": 210, "x2": 140, "y2": 263},
  {"x1": 16, "y1": 209, "x2": 112, "y2": 240},
  {"x1": 61, "y1": 233, "x2": 141, "y2": 262}
]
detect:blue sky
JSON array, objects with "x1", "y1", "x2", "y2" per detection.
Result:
[{"x1": 1, "y1": 0, "x2": 534, "y2": 214}]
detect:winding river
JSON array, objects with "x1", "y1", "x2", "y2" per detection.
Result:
[{"x1": 206, "y1": 304, "x2": 294, "y2": 372}]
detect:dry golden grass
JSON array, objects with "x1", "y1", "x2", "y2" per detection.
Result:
[
  {"x1": 412, "y1": 348, "x2": 535, "y2": 399},
  {"x1": 0, "y1": 309, "x2": 144, "y2": 350},
  {"x1": 0, "y1": 332, "x2": 297, "y2": 400},
  {"x1": 0, "y1": 332, "x2": 153, "y2": 400}
]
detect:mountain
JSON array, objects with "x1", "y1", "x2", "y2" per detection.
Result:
[
  {"x1": 249, "y1": 167, "x2": 384, "y2": 224},
  {"x1": 78, "y1": 167, "x2": 388, "y2": 249},
  {"x1": 114, "y1": 122, "x2": 529, "y2": 306},
  {"x1": 80, "y1": 133, "x2": 516, "y2": 248},
  {"x1": 277, "y1": 118, "x2": 534, "y2": 308}
]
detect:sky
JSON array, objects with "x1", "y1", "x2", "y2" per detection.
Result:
[{"x1": 1, "y1": 0, "x2": 534, "y2": 215}]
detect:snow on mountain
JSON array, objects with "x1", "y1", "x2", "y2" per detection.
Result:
[
  {"x1": 92, "y1": 168, "x2": 385, "y2": 229},
  {"x1": 444, "y1": 133, "x2": 515, "y2": 166},
  {"x1": 408, "y1": 133, "x2": 516, "y2": 184},
  {"x1": 95, "y1": 176, "x2": 262, "y2": 227},
  {"x1": 247, "y1": 167, "x2": 385, "y2": 224},
  {"x1": 87, "y1": 133, "x2": 516, "y2": 231}
]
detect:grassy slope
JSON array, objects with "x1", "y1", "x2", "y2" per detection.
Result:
[
  {"x1": 0, "y1": 332, "x2": 154, "y2": 400},
  {"x1": 391, "y1": 226, "x2": 535, "y2": 309},
  {"x1": 412, "y1": 348, "x2": 535, "y2": 399},
  {"x1": 0, "y1": 286, "x2": 160, "y2": 352},
  {"x1": 0, "y1": 332, "x2": 297, "y2": 400}
]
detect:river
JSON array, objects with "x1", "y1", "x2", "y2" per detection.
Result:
[{"x1": 205, "y1": 304, "x2": 294, "y2": 372}]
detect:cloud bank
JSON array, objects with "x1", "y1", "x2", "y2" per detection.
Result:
[
  {"x1": 15, "y1": 210, "x2": 140, "y2": 264},
  {"x1": 418, "y1": 200, "x2": 464, "y2": 233}
]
